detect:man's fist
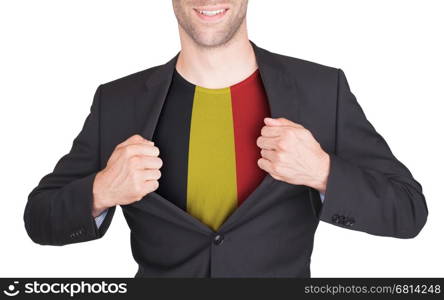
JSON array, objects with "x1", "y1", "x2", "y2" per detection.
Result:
[
  {"x1": 92, "y1": 134, "x2": 162, "y2": 217},
  {"x1": 256, "y1": 117, "x2": 330, "y2": 193}
]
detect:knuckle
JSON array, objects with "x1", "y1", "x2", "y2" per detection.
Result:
[
  {"x1": 273, "y1": 163, "x2": 283, "y2": 174},
  {"x1": 276, "y1": 139, "x2": 287, "y2": 150},
  {"x1": 285, "y1": 128, "x2": 297, "y2": 139},
  {"x1": 275, "y1": 151, "x2": 284, "y2": 162},
  {"x1": 150, "y1": 180, "x2": 159, "y2": 191},
  {"x1": 297, "y1": 128, "x2": 310, "y2": 139},
  {"x1": 122, "y1": 146, "x2": 133, "y2": 157},
  {"x1": 115, "y1": 144, "x2": 123, "y2": 152},
  {"x1": 281, "y1": 128, "x2": 290, "y2": 138},
  {"x1": 303, "y1": 129, "x2": 312, "y2": 138},
  {"x1": 298, "y1": 128, "x2": 307, "y2": 136},
  {"x1": 128, "y1": 155, "x2": 140, "y2": 168},
  {"x1": 131, "y1": 134, "x2": 143, "y2": 141},
  {"x1": 270, "y1": 163, "x2": 278, "y2": 173}
]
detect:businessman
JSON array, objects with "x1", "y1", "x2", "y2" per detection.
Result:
[{"x1": 24, "y1": 0, "x2": 428, "y2": 277}]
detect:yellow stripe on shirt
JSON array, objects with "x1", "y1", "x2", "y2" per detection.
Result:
[{"x1": 186, "y1": 86, "x2": 238, "y2": 231}]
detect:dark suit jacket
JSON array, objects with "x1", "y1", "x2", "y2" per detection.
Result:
[{"x1": 24, "y1": 41, "x2": 428, "y2": 277}]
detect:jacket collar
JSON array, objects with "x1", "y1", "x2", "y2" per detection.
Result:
[{"x1": 138, "y1": 40, "x2": 301, "y2": 142}]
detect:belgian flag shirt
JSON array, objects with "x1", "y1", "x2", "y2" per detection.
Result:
[{"x1": 152, "y1": 68, "x2": 271, "y2": 231}]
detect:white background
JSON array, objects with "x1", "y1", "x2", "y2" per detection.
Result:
[{"x1": 1, "y1": 0, "x2": 443, "y2": 277}]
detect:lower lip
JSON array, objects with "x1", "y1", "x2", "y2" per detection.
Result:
[{"x1": 193, "y1": 8, "x2": 228, "y2": 22}]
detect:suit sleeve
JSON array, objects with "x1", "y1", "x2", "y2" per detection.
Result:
[
  {"x1": 318, "y1": 69, "x2": 428, "y2": 238},
  {"x1": 24, "y1": 85, "x2": 116, "y2": 246}
]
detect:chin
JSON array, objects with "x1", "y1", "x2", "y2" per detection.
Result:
[
  {"x1": 193, "y1": 37, "x2": 228, "y2": 48},
  {"x1": 191, "y1": 30, "x2": 231, "y2": 48}
]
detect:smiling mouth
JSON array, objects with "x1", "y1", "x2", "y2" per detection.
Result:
[{"x1": 193, "y1": 7, "x2": 229, "y2": 21}]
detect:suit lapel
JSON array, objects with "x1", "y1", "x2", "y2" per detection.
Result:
[
  {"x1": 135, "y1": 52, "x2": 179, "y2": 141},
  {"x1": 133, "y1": 40, "x2": 303, "y2": 233}
]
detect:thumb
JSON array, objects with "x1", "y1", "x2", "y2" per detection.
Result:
[{"x1": 264, "y1": 117, "x2": 298, "y2": 127}]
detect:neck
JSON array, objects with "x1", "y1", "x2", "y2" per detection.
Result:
[{"x1": 175, "y1": 23, "x2": 257, "y2": 89}]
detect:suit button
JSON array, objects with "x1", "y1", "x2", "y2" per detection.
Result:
[
  {"x1": 345, "y1": 217, "x2": 355, "y2": 227},
  {"x1": 213, "y1": 234, "x2": 224, "y2": 245},
  {"x1": 331, "y1": 214, "x2": 340, "y2": 223}
]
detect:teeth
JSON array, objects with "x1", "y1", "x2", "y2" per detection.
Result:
[{"x1": 198, "y1": 9, "x2": 226, "y2": 16}]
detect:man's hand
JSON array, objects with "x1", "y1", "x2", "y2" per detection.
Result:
[
  {"x1": 256, "y1": 117, "x2": 330, "y2": 193},
  {"x1": 92, "y1": 134, "x2": 162, "y2": 217}
]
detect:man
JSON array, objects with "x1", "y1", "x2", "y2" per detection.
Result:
[{"x1": 24, "y1": 0, "x2": 428, "y2": 277}]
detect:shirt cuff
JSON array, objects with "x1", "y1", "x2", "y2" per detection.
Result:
[
  {"x1": 319, "y1": 192, "x2": 325, "y2": 203},
  {"x1": 94, "y1": 209, "x2": 108, "y2": 228}
]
